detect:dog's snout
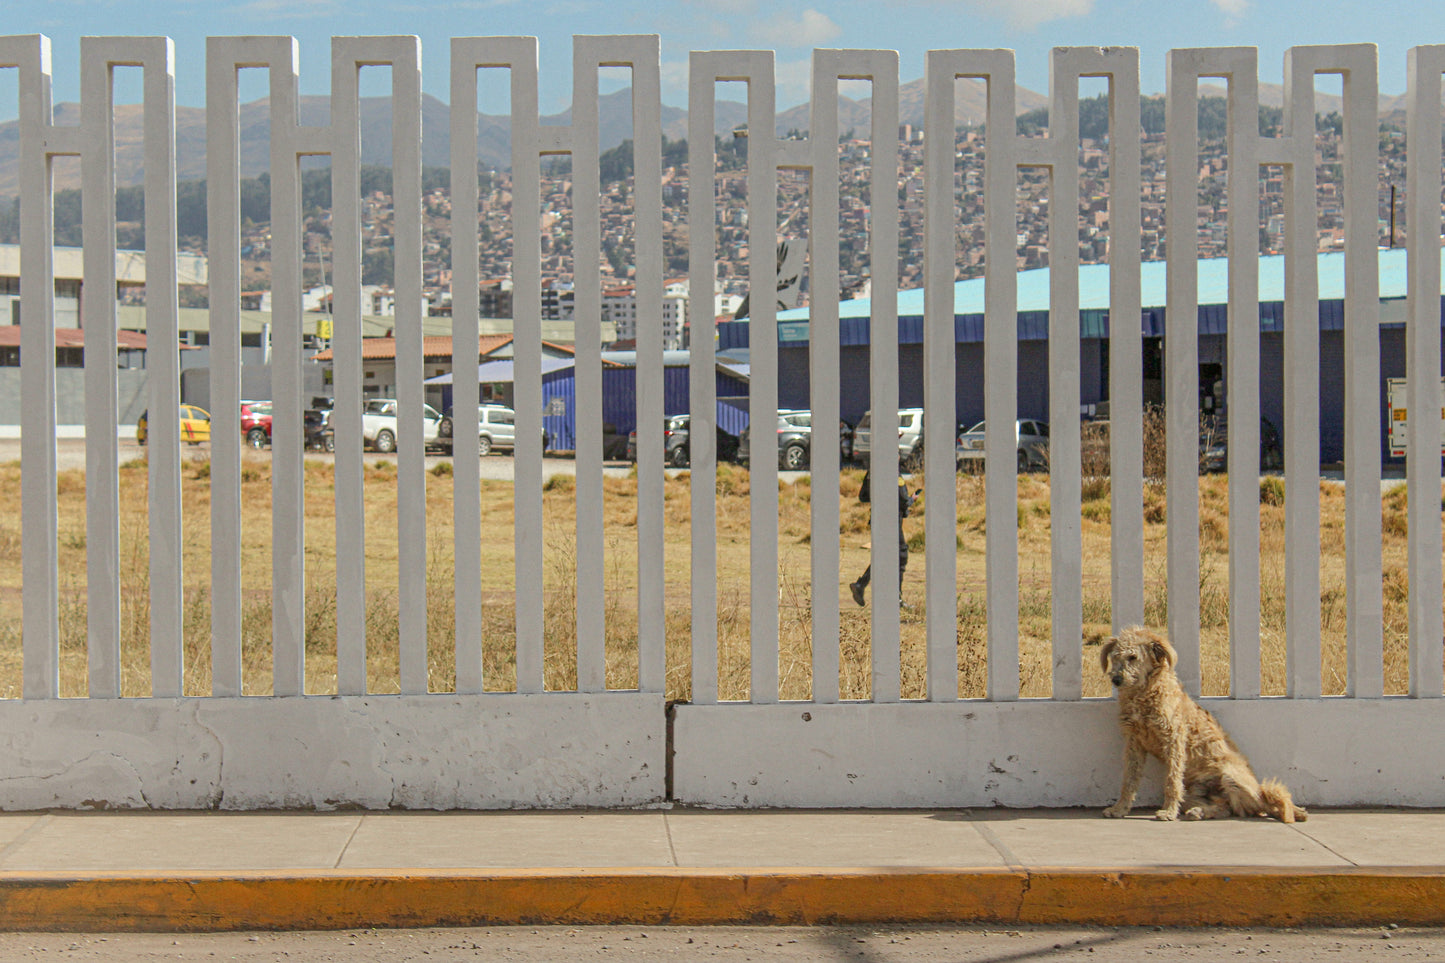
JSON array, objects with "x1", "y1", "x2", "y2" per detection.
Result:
[{"x1": 1110, "y1": 673, "x2": 1124, "y2": 687}]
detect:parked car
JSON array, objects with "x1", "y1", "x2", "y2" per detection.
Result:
[
  {"x1": 137, "y1": 404, "x2": 212, "y2": 446},
  {"x1": 1199, "y1": 415, "x2": 1284, "y2": 474},
  {"x1": 437, "y1": 403, "x2": 517, "y2": 456},
  {"x1": 739, "y1": 409, "x2": 813, "y2": 470},
  {"x1": 955, "y1": 419, "x2": 1050, "y2": 472},
  {"x1": 627, "y1": 414, "x2": 740, "y2": 467},
  {"x1": 360, "y1": 398, "x2": 443, "y2": 453},
  {"x1": 241, "y1": 400, "x2": 273, "y2": 449},
  {"x1": 853, "y1": 408, "x2": 926, "y2": 469}
]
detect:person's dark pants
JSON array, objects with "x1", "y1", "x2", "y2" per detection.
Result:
[{"x1": 855, "y1": 526, "x2": 908, "y2": 590}]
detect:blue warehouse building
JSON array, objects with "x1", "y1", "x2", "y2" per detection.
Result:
[{"x1": 716, "y1": 249, "x2": 1445, "y2": 464}]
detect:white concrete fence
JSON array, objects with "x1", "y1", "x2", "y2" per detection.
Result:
[{"x1": 0, "y1": 36, "x2": 1441, "y2": 810}]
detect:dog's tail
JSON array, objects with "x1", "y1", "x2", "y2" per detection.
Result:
[{"x1": 1259, "y1": 778, "x2": 1307, "y2": 823}]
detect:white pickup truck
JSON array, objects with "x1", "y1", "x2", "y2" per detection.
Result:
[
  {"x1": 361, "y1": 398, "x2": 443, "y2": 453},
  {"x1": 1386, "y1": 377, "x2": 1445, "y2": 458}
]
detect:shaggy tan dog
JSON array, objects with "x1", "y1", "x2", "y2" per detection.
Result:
[{"x1": 1100, "y1": 626, "x2": 1306, "y2": 823}]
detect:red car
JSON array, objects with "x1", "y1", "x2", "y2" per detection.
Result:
[{"x1": 241, "y1": 400, "x2": 273, "y2": 448}]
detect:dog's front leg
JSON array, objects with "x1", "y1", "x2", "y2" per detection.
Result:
[
  {"x1": 1103, "y1": 741, "x2": 1146, "y2": 817},
  {"x1": 1155, "y1": 728, "x2": 1188, "y2": 820}
]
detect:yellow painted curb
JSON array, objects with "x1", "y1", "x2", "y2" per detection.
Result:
[{"x1": 0, "y1": 867, "x2": 1442, "y2": 931}]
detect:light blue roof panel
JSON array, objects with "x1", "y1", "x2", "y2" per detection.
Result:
[{"x1": 774, "y1": 248, "x2": 1423, "y2": 324}]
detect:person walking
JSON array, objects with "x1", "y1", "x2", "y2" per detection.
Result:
[{"x1": 849, "y1": 468, "x2": 913, "y2": 607}]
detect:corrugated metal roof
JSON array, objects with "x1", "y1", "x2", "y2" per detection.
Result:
[
  {"x1": 725, "y1": 248, "x2": 1437, "y2": 347},
  {"x1": 775, "y1": 248, "x2": 1424, "y2": 324}
]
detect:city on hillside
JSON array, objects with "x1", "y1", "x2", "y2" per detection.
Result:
[{"x1": 0, "y1": 104, "x2": 1415, "y2": 352}]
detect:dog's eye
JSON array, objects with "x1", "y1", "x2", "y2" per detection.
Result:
[{"x1": 1126, "y1": 654, "x2": 1137, "y2": 662}]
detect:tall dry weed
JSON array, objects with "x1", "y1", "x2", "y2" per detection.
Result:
[{"x1": 0, "y1": 456, "x2": 1439, "y2": 703}]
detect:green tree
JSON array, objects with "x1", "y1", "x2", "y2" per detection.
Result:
[
  {"x1": 0, "y1": 196, "x2": 17, "y2": 244},
  {"x1": 363, "y1": 247, "x2": 394, "y2": 286}
]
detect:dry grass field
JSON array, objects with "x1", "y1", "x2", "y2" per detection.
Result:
[{"x1": 0, "y1": 451, "x2": 1436, "y2": 702}]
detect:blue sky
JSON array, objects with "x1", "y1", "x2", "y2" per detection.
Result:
[{"x1": 0, "y1": 0, "x2": 1435, "y2": 118}]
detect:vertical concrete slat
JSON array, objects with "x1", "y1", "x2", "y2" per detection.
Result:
[
  {"x1": 859, "y1": 56, "x2": 899, "y2": 704},
  {"x1": 448, "y1": 40, "x2": 484, "y2": 694},
  {"x1": 605, "y1": 37, "x2": 668, "y2": 694},
  {"x1": 687, "y1": 53, "x2": 723, "y2": 705},
  {"x1": 385, "y1": 37, "x2": 428, "y2": 696},
  {"x1": 1280, "y1": 47, "x2": 1323, "y2": 700},
  {"x1": 744, "y1": 53, "x2": 780, "y2": 705},
  {"x1": 80, "y1": 44, "x2": 121, "y2": 699},
  {"x1": 572, "y1": 38, "x2": 606, "y2": 693},
  {"x1": 1339, "y1": 45, "x2": 1384, "y2": 700},
  {"x1": 1404, "y1": 46, "x2": 1445, "y2": 699},
  {"x1": 1164, "y1": 49, "x2": 1203, "y2": 696},
  {"x1": 809, "y1": 54, "x2": 842, "y2": 705},
  {"x1": 985, "y1": 54, "x2": 1021, "y2": 702},
  {"x1": 134, "y1": 38, "x2": 184, "y2": 699},
  {"x1": 13, "y1": 35, "x2": 60, "y2": 700},
  {"x1": 268, "y1": 41, "x2": 309, "y2": 697},
  {"x1": 866, "y1": 52, "x2": 901, "y2": 704},
  {"x1": 329, "y1": 39, "x2": 367, "y2": 695},
  {"x1": 205, "y1": 39, "x2": 264, "y2": 698},
  {"x1": 1171, "y1": 48, "x2": 1265, "y2": 700},
  {"x1": 510, "y1": 44, "x2": 545, "y2": 694},
  {"x1": 920, "y1": 52, "x2": 959, "y2": 702},
  {"x1": 1223, "y1": 49, "x2": 1263, "y2": 701},
  {"x1": 1104, "y1": 50, "x2": 1145, "y2": 636},
  {"x1": 1045, "y1": 49, "x2": 1084, "y2": 702}
]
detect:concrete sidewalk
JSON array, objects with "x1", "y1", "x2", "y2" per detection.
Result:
[{"x1": 0, "y1": 808, "x2": 1441, "y2": 931}]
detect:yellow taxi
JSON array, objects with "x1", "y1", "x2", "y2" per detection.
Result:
[{"x1": 137, "y1": 405, "x2": 212, "y2": 446}]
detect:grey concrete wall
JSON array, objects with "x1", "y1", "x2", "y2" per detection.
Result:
[
  {"x1": 0, "y1": 369, "x2": 151, "y2": 425},
  {"x1": 0, "y1": 362, "x2": 329, "y2": 428},
  {"x1": 673, "y1": 699, "x2": 1445, "y2": 808},
  {"x1": 0, "y1": 693, "x2": 666, "y2": 810}
]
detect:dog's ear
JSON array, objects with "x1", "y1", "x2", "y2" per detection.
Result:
[
  {"x1": 1149, "y1": 634, "x2": 1177, "y2": 670},
  {"x1": 1099, "y1": 637, "x2": 1118, "y2": 674}
]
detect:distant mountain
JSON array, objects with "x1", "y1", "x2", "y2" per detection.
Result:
[
  {"x1": 0, "y1": 78, "x2": 1054, "y2": 196},
  {"x1": 1198, "y1": 82, "x2": 1409, "y2": 117}
]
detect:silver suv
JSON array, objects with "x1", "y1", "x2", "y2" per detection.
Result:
[
  {"x1": 852, "y1": 408, "x2": 926, "y2": 469},
  {"x1": 438, "y1": 403, "x2": 517, "y2": 456},
  {"x1": 955, "y1": 419, "x2": 1050, "y2": 472}
]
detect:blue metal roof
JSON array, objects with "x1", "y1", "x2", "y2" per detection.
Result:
[
  {"x1": 717, "y1": 248, "x2": 1439, "y2": 350},
  {"x1": 423, "y1": 356, "x2": 574, "y2": 385},
  {"x1": 777, "y1": 248, "x2": 1422, "y2": 320}
]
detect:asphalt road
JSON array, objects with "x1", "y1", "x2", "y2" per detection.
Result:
[{"x1": 0, "y1": 925, "x2": 1438, "y2": 961}]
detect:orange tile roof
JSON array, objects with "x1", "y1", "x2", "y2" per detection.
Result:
[
  {"x1": 0, "y1": 327, "x2": 151, "y2": 349},
  {"x1": 311, "y1": 333, "x2": 515, "y2": 362}
]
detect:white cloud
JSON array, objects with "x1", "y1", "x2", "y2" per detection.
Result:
[
  {"x1": 993, "y1": 0, "x2": 1094, "y2": 29},
  {"x1": 1210, "y1": 0, "x2": 1249, "y2": 27},
  {"x1": 772, "y1": 55, "x2": 815, "y2": 105},
  {"x1": 237, "y1": 0, "x2": 341, "y2": 17},
  {"x1": 747, "y1": 9, "x2": 843, "y2": 48}
]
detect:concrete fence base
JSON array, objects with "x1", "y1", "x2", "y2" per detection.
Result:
[
  {"x1": 0, "y1": 693, "x2": 666, "y2": 810},
  {"x1": 671, "y1": 699, "x2": 1445, "y2": 809}
]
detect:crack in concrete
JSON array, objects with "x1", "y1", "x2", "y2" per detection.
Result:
[
  {"x1": 189, "y1": 702, "x2": 226, "y2": 809},
  {"x1": 0, "y1": 750, "x2": 148, "y2": 808}
]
